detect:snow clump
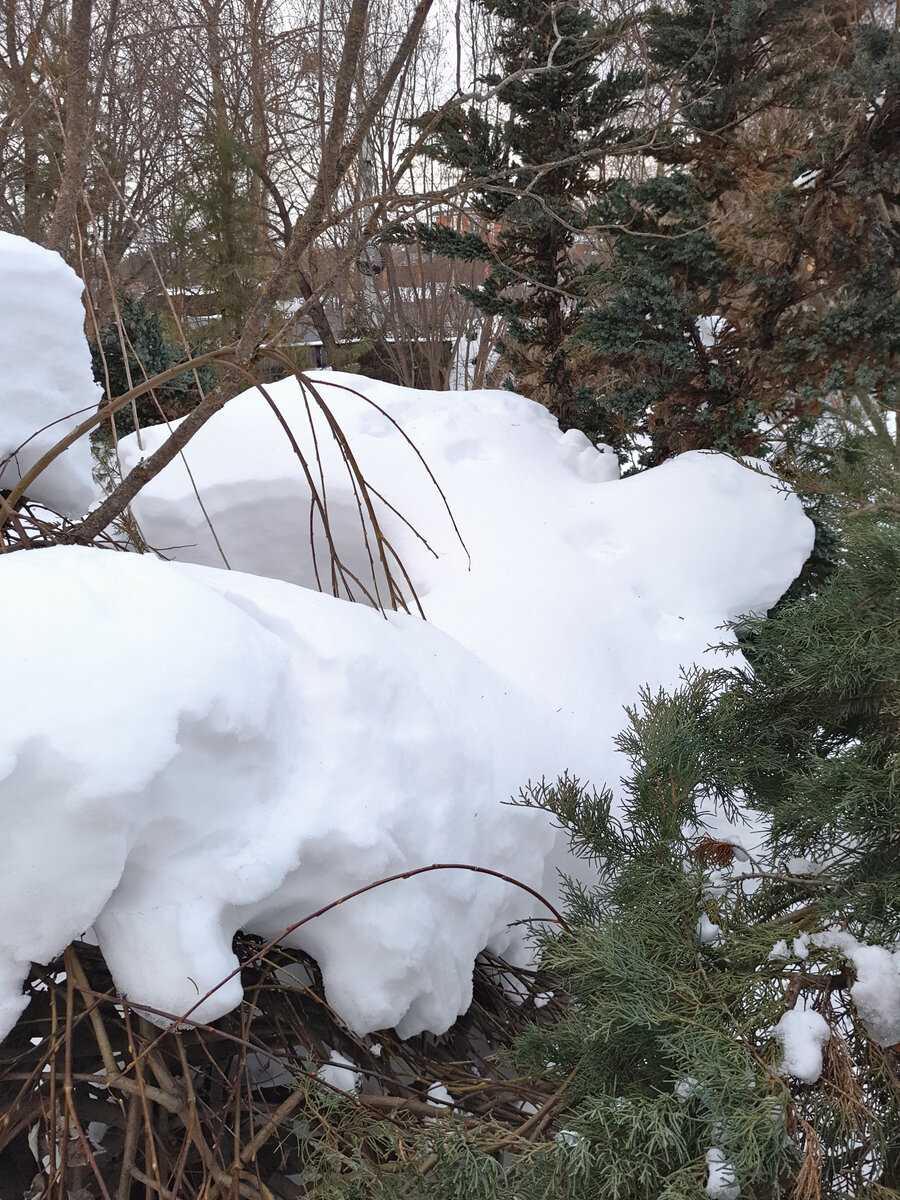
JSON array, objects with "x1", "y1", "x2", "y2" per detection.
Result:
[
  {"x1": 772, "y1": 1008, "x2": 832, "y2": 1084},
  {"x1": 697, "y1": 914, "x2": 722, "y2": 945},
  {"x1": 706, "y1": 1148, "x2": 740, "y2": 1200},
  {"x1": 812, "y1": 931, "x2": 900, "y2": 1047},
  {"x1": 317, "y1": 1052, "x2": 361, "y2": 1095}
]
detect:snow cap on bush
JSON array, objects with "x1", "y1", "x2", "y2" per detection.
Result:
[{"x1": 0, "y1": 234, "x2": 99, "y2": 515}]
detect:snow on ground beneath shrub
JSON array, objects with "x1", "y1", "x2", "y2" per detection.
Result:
[
  {"x1": 119, "y1": 371, "x2": 815, "y2": 791},
  {"x1": 0, "y1": 546, "x2": 558, "y2": 1042},
  {"x1": 0, "y1": 234, "x2": 99, "y2": 515}
]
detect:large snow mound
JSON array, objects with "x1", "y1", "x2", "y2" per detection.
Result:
[
  {"x1": 120, "y1": 372, "x2": 815, "y2": 787},
  {"x1": 1, "y1": 347, "x2": 816, "y2": 1043},
  {"x1": 0, "y1": 545, "x2": 556, "y2": 1041},
  {"x1": 0, "y1": 233, "x2": 99, "y2": 515}
]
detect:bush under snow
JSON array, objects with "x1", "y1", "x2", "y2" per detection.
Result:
[{"x1": 0, "y1": 235, "x2": 818, "y2": 1043}]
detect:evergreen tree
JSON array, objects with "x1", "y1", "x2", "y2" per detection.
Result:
[
  {"x1": 412, "y1": 0, "x2": 639, "y2": 428},
  {"x1": 574, "y1": 0, "x2": 900, "y2": 466},
  {"x1": 176, "y1": 129, "x2": 268, "y2": 339},
  {"x1": 90, "y1": 296, "x2": 213, "y2": 436}
]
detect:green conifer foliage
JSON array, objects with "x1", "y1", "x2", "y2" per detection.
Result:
[
  {"x1": 505, "y1": 428, "x2": 900, "y2": 1198},
  {"x1": 413, "y1": 0, "x2": 639, "y2": 428},
  {"x1": 730, "y1": 421, "x2": 900, "y2": 941},
  {"x1": 90, "y1": 297, "x2": 213, "y2": 436},
  {"x1": 575, "y1": 0, "x2": 900, "y2": 466},
  {"x1": 177, "y1": 129, "x2": 267, "y2": 339}
]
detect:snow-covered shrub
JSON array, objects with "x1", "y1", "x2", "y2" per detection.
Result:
[
  {"x1": 0, "y1": 233, "x2": 99, "y2": 516},
  {"x1": 116, "y1": 370, "x2": 815, "y2": 797},
  {"x1": 0, "y1": 233, "x2": 830, "y2": 1199}
]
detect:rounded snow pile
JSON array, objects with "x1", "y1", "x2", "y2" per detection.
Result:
[
  {"x1": 0, "y1": 233, "x2": 100, "y2": 515},
  {"x1": 0, "y1": 546, "x2": 556, "y2": 1042}
]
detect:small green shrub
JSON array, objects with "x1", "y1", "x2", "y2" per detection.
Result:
[{"x1": 90, "y1": 296, "x2": 214, "y2": 436}]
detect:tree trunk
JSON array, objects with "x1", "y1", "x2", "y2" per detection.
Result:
[{"x1": 46, "y1": 0, "x2": 93, "y2": 261}]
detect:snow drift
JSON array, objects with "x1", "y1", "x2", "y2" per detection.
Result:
[{"x1": 0, "y1": 401, "x2": 814, "y2": 1042}]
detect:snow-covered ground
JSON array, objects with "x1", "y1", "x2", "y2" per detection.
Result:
[{"x1": 0, "y1": 233, "x2": 820, "y2": 1045}]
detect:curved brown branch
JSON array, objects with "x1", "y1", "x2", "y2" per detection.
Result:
[{"x1": 146, "y1": 863, "x2": 571, "y2": 1042}]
